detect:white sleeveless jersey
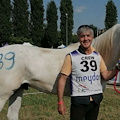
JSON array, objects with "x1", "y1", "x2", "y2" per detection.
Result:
[{"x1": 70, "y1": 50, "x2": 103, "y2": 96}]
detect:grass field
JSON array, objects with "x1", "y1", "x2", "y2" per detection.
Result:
[{"x1": 0, "y1": 85, "x2": 120, "y2": 120}]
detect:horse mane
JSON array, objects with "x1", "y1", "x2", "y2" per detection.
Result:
[{"x1": 92, "y1": 24, "x2": 120, "y2": 67}]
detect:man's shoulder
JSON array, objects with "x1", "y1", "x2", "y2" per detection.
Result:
[
  {"x1": 70, "y1": 50, "x2": 79, "y2": 54},
  {"x1": 91, "y1": 46, "x2": 95, "y2": 52},
  {"x1": 66, "y1": 49, "x2": 78, "y2": 56},
  {"x1": 91, "y1": 46, "x2": 101, "y2": 55}
]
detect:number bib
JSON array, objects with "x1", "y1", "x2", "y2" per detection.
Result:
[{"x1": 70, "y1": 50, "x2": 103, "y2": 96}]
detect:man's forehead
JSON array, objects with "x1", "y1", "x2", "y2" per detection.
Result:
[{"x1": 80, "y1": 31, "x2": 91, "y2": 35}]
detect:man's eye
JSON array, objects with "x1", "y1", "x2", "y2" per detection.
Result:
[{"x1": 80, "y1": 35, "x2": 84, "y2": 37}]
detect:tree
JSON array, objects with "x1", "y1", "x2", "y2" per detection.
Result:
[
  {"x1": 60, "y1": 0, "x2": 73, "y2": 46},
  {"x1": 45, "y1": 1, "x2": 58, "y2": 48},
  {"x1": 12, "y1": 0, "x2": 30, "y2": 38},
  {"x1": 9, "y1": 36, "x2": 33, "y2": 45},
  {"x1": 0, "y1": 0, "x2": 11, "y2": 45},
  {"x1": 30, "y1": 0, "x2": 44, "y2": 47},
  {"x1": 105, "y1": 0, "x2": 117, "y2": 30},
  {"x1": 71, "y1": 34, "x2": 77, "y2": 43}
]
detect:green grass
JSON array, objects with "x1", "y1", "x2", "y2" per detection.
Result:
[
  {"x1": 98, "y1": 87, "x2": 120, "y2": 120},
  {"x1": 0, "y1": 86, "x2": 120, "y2": 120}
]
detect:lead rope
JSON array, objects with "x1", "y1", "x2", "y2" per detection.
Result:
[{"x1": 113, "y1": 70, "x2": 120, "y2": 93}]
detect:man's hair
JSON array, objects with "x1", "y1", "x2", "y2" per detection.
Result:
[{"x1": 77, "y1": 25, "x2": 94, "y2": 37}]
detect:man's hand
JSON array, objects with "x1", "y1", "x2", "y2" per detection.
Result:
[
  {"x1": 58, "y1": 102, "x2": 66, "y2": 117},
  {"x1": 116, "y1": 59, "x2": 120, "y2": 71}
]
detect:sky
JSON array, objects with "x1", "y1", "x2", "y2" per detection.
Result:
[{"x1": 43, "y1": 0, "x2": 120, "y2": 33}]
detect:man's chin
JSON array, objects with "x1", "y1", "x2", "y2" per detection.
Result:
[{"x1": 83, "y1": 45, "x2": 90, "y2": 49}]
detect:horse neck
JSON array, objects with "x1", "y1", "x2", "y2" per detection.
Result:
[{"x1": 65, "y1": 42, "x2": 80, "y2": 52}]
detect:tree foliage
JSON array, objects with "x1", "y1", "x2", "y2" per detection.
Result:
[
  {"x1": 60, "y1": 0, "x2": 73, "y2": 46},
  {"x1": 9, "y1": 36, "x2": 33, "y2": 45},
  {"x1": 105, "y1": 0, "x2": 118, "y2": 30},
  {"x1": 12, "y1": 0, "x2": 30, "y2": 38},
  {"x1": 0, "y1": 0, "x2": 11, "y2": 45},
  {"x1": 45, "y1": 1, "x2": 58, "y2": 48},
  {"x1": 30, "y1": 0, "x2": 44, "y2": 47}
]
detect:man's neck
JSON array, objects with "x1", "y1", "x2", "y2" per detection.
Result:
[{"x1": 79, "y1": 46, "x2": 92, "y2": 55}]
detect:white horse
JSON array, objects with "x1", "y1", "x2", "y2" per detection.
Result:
[{"x1": 0, "y1": 24, "x2": 120, "y2": 120}]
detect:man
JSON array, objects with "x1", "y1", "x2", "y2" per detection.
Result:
[{"x1": 57, "y1": 25, "x2": 119, "y2": 120}]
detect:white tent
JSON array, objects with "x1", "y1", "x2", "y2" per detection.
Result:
[{"x1": 57, "y1": 44, "x2": 66, "y2": 49}]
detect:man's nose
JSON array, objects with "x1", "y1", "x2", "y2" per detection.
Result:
[{"x1": 84, "y1": 35, "x2": 88, "y2": 40}]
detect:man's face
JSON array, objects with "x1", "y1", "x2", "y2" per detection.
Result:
[{"x1": 78, "y1": 30, "x2": 93, "y2": 49}]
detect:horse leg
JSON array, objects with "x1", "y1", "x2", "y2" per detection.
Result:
[
  {"x1": 0, "y1": 96, "x2": 10, "y2": 112},
  {"x1": 7, "y1": 87, "x2": 24, "y2": 120}
]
